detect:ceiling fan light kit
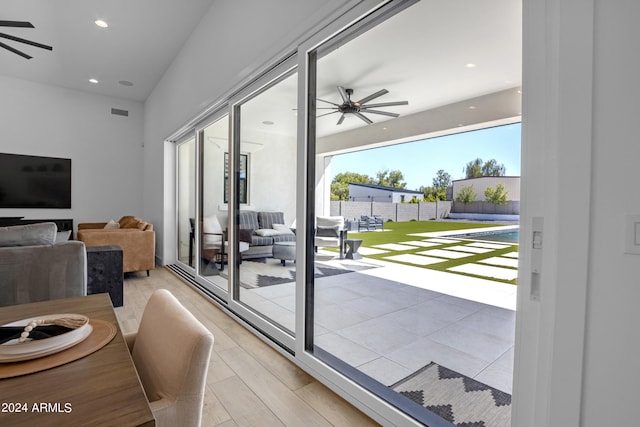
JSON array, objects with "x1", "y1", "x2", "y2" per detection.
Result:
[
  {"x1": 318, "y1": 85, "x2": 408, "y2": 125},
  {"x1": 0, "y1": 20, "x2": 53, "y2": 60}
]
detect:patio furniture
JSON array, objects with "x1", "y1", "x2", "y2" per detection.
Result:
[
  {"x1": 273, "y1": 241, "x2": 296, "y2": 266},
  {"x1": 314, "y1": 216, "x2": 347, "y2": 258},
  {"x1": 345, "y1": 238, "x2": 363, "y2": 260}
]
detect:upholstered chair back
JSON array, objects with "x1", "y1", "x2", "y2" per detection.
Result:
[{"x1": 127, "y1": 289, "x2": 214, "y2": 427}]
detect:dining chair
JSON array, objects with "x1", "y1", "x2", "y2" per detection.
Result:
[{"x1": 125, "y1": 289, "x2": 214, "y2": 427}]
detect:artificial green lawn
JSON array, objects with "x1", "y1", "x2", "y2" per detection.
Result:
[{"x1": 342, "y1": 220, "x2": 519, "y2": 285}]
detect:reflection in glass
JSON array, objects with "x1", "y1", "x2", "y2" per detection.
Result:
[
  {"x1": 235, "y1": 71, "x2": 298, "y2": 335},
  {"x1": 199, "y1": 116, "x2": 230, "y2": 293},
  {"x1": 177, "y1": 138, "x2": 196, "y2": 268}
]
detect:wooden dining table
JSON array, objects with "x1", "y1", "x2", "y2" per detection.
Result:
[{"x1": 0, "y1": 293, "x2": 154, "y2": 426}]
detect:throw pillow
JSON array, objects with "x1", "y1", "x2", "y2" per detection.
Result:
[
  {"x1": 238, "y1": 228, "x2": 254, "y2": 243},
  {"x1": 316, "y1": 225, "x2": 340, "y2": 237},
  {"x1": 203, "y1": 215, "x2": 222, "y2": 234},
  {"x1": 272, "y1": 223, "x2": 294, "y2": 235},
  {"x1": 54, "y1": 230, "x2": 72, "y2": 242},
  {"x1": 104, "y1": 219, "x2": 120, "y2": 230},
  {"x1": 255, "y1": 228, "x2": 281, "y2": 237}
]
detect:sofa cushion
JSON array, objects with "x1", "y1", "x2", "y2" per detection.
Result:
[
  {"x1": 255, "y1": 228, "x2": 280, "y2": 237},
  {"x1": 0, "y1": 222, "x2": 57, "y2": 247},
  {"x1": 238, "y1": 229, "x2": 254, "y2": 243},
  {"x1": 119, "y1": 216, "x2": 150, "y2": 231},
  {"x1": 258, "y1": 212, "x2": 285, "y2": 230},
  {"x1": 273, "y1": 234, "x2": 296, "y2": 243},
  {"x1": 316, "y1": 225, "x2": 340, "y2": 238},
  {"x1": 251, "y1": 235, "x2": 273, "y2": 246},
  {"x1": 238, "y1": 211, "x2": 259, "y2": 230}
]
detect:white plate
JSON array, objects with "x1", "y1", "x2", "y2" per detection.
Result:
[{"x1": 0, "y1": 314, "x2": 92, "y2": 362}]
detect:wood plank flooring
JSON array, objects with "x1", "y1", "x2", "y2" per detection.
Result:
[{"x1": 114, "y1": 267, "x2": 380, "y2": 427}]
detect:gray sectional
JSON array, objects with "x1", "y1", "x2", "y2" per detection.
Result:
[
  {"x1": 237, "y1": 211, "x2": 295, "y2": 259},
  {"x1": 0, "y1": 222, "x2": 87, "y2": 307}
]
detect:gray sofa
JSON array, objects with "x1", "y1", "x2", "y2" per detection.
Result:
[
  {"x1": 238, "y1": 211, "x2": 295, "y2": 259},
  {"x1": 0, "y1": 222, "x2": 87, "y2": 308}
]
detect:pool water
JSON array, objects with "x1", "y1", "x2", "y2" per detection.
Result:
[{"x1": 452, "y1": 229, "x2": 520, "y2": 244}]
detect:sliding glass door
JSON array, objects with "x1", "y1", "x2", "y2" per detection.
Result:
[
  {"x1": 198, "y1": 115, "x2": 231, "y2": 295},
  {"x1": 231, "y1": 69, "x2": 299, "y2": 336},
  {"x1": 176, "y1": 137, "x2": 196, "y2": 268}
]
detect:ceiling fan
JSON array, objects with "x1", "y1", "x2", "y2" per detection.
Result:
[
  {"x1": 0, "y1": 20, "x2": 53, "y2": 60},
  {"x1": 317, "y1": 85, "x2": 408, "y2": 125}
]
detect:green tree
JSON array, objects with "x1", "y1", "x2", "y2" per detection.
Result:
[
  {"x1": 375, "y1": 169, "x2": 407, "y2": 188},
  {"x1": 463, "y1": 158, "x2": 506, "y2": 178},
  {"x1": 484, "y1": 183, "x2": 509, "y2": 205},
  {"x1": 481, "y1": 159, "x2": 506, "y2": 177},
  {"x1": 463, "y1": 158, "x2": 483, "y2": 178},
  {"x1": 330, "y1": 172, "x2": 373, "y2": 201},
  {"x1": 420, "y1": 185, "x2": 446, "y2": 202},
  {"x1": 432, "y1": 169, "x2": 451, "y2": 189},
  {"x1": 455, "y1": 184, "x2": 476, "y2": 204}
]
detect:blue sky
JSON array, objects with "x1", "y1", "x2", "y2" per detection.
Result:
[{"x1": 329, "y1": 122, "x2": 522, "y2": 191}]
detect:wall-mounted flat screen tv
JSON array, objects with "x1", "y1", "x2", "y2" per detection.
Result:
[{"x1": 0, "y1": 153, "x2": 71, "y2": 208}]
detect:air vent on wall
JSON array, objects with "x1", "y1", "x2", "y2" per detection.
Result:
[{"x1": 111, "y1": 108, "x2": 128, "y2": 117}]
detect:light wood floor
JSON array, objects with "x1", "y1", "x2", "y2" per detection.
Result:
[{"x1": 114, "y1": 267, "x2": 380, "y2": 427}]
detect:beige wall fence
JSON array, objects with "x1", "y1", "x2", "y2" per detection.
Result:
[
  {"x1": 451, "y1": 201, "x2": 520, "y2": 215},
  {"x1": 330, "y1": 200, "x2": 452, "y2": 222}
]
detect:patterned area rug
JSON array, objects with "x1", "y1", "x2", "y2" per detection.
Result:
[
  {"x1": 391, "y1": 362, "x2": 511, "y2": 427},
  {"x1": 232, "y1": 257, "x2": 377, "y2": 288}
]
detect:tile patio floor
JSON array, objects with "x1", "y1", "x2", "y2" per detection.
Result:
[{"x1": 240, "y1": 245, "x2": 518, "y2": 394}]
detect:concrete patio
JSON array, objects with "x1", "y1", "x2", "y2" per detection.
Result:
[{"x1": 240, "y1": 248, "x2": 517, "y2": 394}]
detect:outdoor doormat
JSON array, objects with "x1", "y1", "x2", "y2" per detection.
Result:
[
  {"x1": 391, "y1": 362, "x2": 511, "y2": 427},
  {"x1": 238, "y1": 258, "x2": 377, "y2": 288}
]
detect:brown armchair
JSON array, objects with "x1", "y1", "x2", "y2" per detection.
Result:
[{"x1": 77, "y1": 216, "x2": 155, "y2": 275}]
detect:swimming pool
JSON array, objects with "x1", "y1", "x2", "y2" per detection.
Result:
[{"x1": 449, "y1": 228, "x2": 520, "y2": 244}]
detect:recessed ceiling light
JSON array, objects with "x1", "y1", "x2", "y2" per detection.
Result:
[
  {"x1": 89, "y1": 78, "x2": 99, "y2": 84},
  {"x1": 262, "y1": 120, "x2": 274, "y2": 125},
  {"x1": 94, "y1": 19, "x2": 108, "y2": 28},
  {"x1": 119, "y1": 80, "x2": 134, "y2": 87},
  {"x1": 468, "y1": 105, "x2": 477, "y2": 110},
  {"x1": 465, "y1": 63, "x2": 476, "y2": 68}
]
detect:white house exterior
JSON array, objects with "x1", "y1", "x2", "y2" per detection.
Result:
[
  {"x1": 348, "y1": 183, "x2": 423, "y2": 203},
  {"x1": 451, "y1": 176, "x2": 520, "y2": 201}
]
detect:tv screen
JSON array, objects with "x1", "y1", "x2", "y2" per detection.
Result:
[{"x1": 0, "y1": 153, "x2": 71, "y2": 208}]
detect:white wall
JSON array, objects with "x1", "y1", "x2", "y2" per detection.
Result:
[
  {"x1": 143, "y1": 0, "x2": 353, "y2": 263},
  {"x1": 0, "y1": 75, "x2": 144, "y2": 228}
]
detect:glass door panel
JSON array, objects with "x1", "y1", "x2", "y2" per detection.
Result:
[
  {"x1": 176, "y1": 137, "x2": 196, "y2": 268},
  {"x1": 234, "y1": 71, "x2": 298, "y2": 335},
  {"x1": 199, "y1": 116, "x2": 231, "y2": 294},
  {"x1": 308, "y1": 1, "x2": 519, "y2": 424}
]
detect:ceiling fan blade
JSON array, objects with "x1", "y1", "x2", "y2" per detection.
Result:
[
  {"x1": 0, "y1": 41, "x2": 31, "y2": 59},
  {"x1": 0, "y1": 21, "x2": 34, "y2": 28},
  {"x1": 0, "y1": 32, "x2": 52, "y2": 51},
  {"x1": 337, "y1": 114, "x2": 346, "y2": 125},
  {"x1": 354, "y1": 112, "x2": 373, "y2": 125},
  {"x1": 317, "y1": 111, "x2": 339, "y2": 118},
  {"x1": 357, "y1": 89, "x2": 388, "y2": 105},
  {"x1": 337, "y1": 86, "x2": 349, "y2": 103},
  {"x1": 317, "y1": 98, "x2": 340, "y2": 106},
  {"x1": 361, "y1": 101, "x2": 408, "y2": 108},
  {"x1": 359, "y1": 109, "x2": 400, "y2": 118}
]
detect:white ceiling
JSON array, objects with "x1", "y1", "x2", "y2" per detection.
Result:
[
  {"x1": 0, "y1": 0, "x2": 214, "y2": 102},
  {"x1": 241, "y1": 0, "x2": 522, "y2": 139},
  {"x1": 1, "y1": 0, "x2": 521, "y2": 138}
]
